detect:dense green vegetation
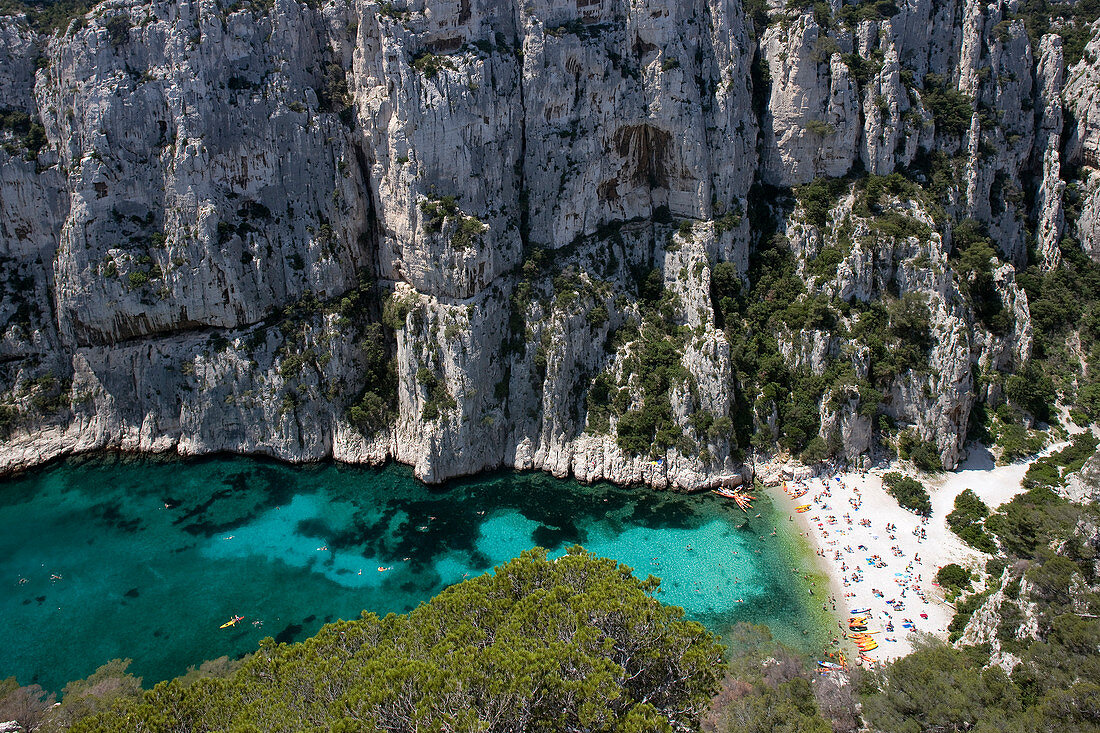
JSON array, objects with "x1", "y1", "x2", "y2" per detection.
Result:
[
  {"x1": 614, "y1": 318, "x2": 692, "y2": 458},
  {"x1": 920, "y1": 73, "x2": 974, "y2": 137},
  {"x1": 1018, "y1": 238, "x2": 1100, "y2": 425},
  {"x1": 419, "y1": 194, "x2": 488, "y2": 249},
  {"x1": 345, "y1": 321, "x2": 398, "y2": 434},
  {"x1": 0, "y1": 0, "x2": 92, "y2": 33},
  {"x1": 46, "y1": 548, "x2": 723, "y2": 731},
  {"x1": 935, "y1": 563, "x2": 972, "y2": 594},
  {"x1": 1023, "y1": 433, "x2": 1100, "y2": 492},
  {"x1": 946, "y1": 488, "x2": 996, "y2": 553},
  {"x1": 714, "y1": 175, "x2": 952, "y2": 465},
  {"x1": 950, "y1": 219, "x2": 1008, "y2": 333},
  {"x1": 607, "y1": 262, "x2": 705, "y2": 457},
  {"x1": 0, "y1": 107, "x2": 47, "y2": 159},
  {"x1": 882, "y1": 471, "x2": 932, "y2": 515},
  {"x1": 1013, "y1": 0, "x2": 1100, "y2": 66}
]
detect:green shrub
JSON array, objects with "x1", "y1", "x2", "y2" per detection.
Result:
[
  {"x1": 412, "y1": 52, "x2": 454, "y2": 77},
  {"x1": 922, "y1": 73, "x2": 973, "y2": 137},
  {"x1": 805, "y1": 119, "x2": 835, "y2": 136},
  {"x1": 0, "y1": 107, "x2": 48, "y2": 157},
  {"x1": 346, "y1": 325, "x2": 397, "y2": 436},
  {"x1": 1004, "y1": 361, "x2": 1056, "y2": 423},
  {"x1": 614, "y1": 324, "x2": 688, "y2": 457},
  {"x1": 898, "y1": 431, "x2": 943, "y2": 472},
  {"x1": 586, "y1": 303, "x2": 608, "y2": 329},
  {"x1": 950, "y1": 219, "x2": 1008, "y2": 332},
  {"x1": 278, "y1": 352, "x2": 309, "y2": 378},
  {"x1": 873, "y1": 212, "x2": 930, "y2": 240},
  {"x1": 1023, "y1": 432, "x2": 1099, "y2": 490},
  {"x1": 419, "y1": 195, "x2": 458, "y2": 232},
  {"x1": 796, "y1": 177, "x2": 847, "y2": 228},
  {"x1": 799, "y1": 435, "x2": 829, "y2": 464},
  {"x1": 994, "y1": 420, "x2": 1046, "y2": 463},
  {"x1": 0, "y1": 403, "x2": 18, "y2": 437},
  {"x1": 936, "y1": 563, "x2": 971, "y2": 592},
  {"x1": 883, "y1": 471, "x2": 932, "y2": 515},
  {"x1": 710, "y1": 261, "x2": 741, "y2": 323},
  {"x1": 105, "y1": 14, "x2": 130, "y2": 46},
  {"x1": 808, "y1": 244, "x2": 844, "y2": 279},
  {"x1": 0, "y1": 0, "x2": 94, "y2": 32},
  {"x1": 451, "y1": 216, "x2": 487, "y2": 248},
  {"x1": 381, "y1": 292, "x2": 416, "y2": 330},
  {"x1": 837, "y1": 0, "x2": 899, "y2": 26},
  {"x1": 843, "y1": 52, "x2": 884, "y2": 85},
  {"x1": 947, "y1": 489, "x2": 996, "y2": 553},
  {"x1": 418, "y1": 366, "x2": 456, "y2": 421}
]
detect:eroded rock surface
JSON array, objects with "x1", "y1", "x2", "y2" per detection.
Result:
[{"x1": 0, "y1": 0, "x2": 1095, "y2": 484}]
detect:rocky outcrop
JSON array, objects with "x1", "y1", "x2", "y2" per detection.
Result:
[
  {"x1": 1066, "y1": 32, "x2": 1100, "y2": 261},
  {"x1": 0, "y1": 0, "x2": 1095, "y2": 483},
  {"x1": 957, "y1": 567, "x2": 1037, "y2": 672},
  {"x1": 760, "y1": 13, "x2": 860, "y2": 185},
  {"x1": 1062, "y1": 445, "x2": 1100, "y2": 504}
]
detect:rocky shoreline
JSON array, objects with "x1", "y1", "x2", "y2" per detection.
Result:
[{"x1": 0, "y1": 426, "x2": 748, "y2": 491}]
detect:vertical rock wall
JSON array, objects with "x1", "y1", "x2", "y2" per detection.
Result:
[{"x1": 0, "y1": 0, "x2": 1095, "y2": 483}]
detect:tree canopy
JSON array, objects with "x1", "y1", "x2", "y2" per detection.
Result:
[{"x1": 72, "y1": 547, "x2": 724, "y2": 732}]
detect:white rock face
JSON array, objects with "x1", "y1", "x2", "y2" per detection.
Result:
[
  {"x1": 760, "y1": 14, "x2": 860, "y2": 185},
  {"x1": 1066, "y1": 31, "x2": 1100, "y2": 261},
  {"x1": 0, "y1": 0, "x2": 1092, "y2": 484},
  {"x1": 1035, "y1": 34, "x2": 1065, "y2": 270}
]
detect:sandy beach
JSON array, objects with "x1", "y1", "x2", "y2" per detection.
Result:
[{"x1": 766, "y1": 442, "x2": 1064, "y2": 665}]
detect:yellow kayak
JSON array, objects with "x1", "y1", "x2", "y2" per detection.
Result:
[{"x1": 220, "y1": 615, "x2": 244, "y2": 628}]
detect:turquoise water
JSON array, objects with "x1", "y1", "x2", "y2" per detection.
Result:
[{"x1": 0, "y1": 454, "x2": 827, "y2": 693}]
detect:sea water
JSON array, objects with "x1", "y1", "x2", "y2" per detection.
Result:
[{"x1": 0, "y1": 454, "x2": 828, "y2": 692}]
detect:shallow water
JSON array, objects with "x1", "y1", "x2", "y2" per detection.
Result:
[{"x1": 0, "y1": 454, "x2": 828, "y2": 692}]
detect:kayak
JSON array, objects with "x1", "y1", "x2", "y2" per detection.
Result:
[
  {"x1": 850, "y1": 607, "x2": 871, "y2": 615},
  {"x1": 795, "y1": 504, "x2": 810, "y2": 512},
  {"x1": 220, "y1": 615, "x2": 244, "y2": 628},
  {"x1": 817, "y1": 661, "x2": 843, "y2": 670}
]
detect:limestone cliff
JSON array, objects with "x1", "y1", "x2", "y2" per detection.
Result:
[{"x1": 0, "y1": 0, "x2": 1096, "y2": 485}]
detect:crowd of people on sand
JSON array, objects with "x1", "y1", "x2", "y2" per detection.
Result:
[{"x1": 782, "y1": 473, "x2": 947, "y2": 668}]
